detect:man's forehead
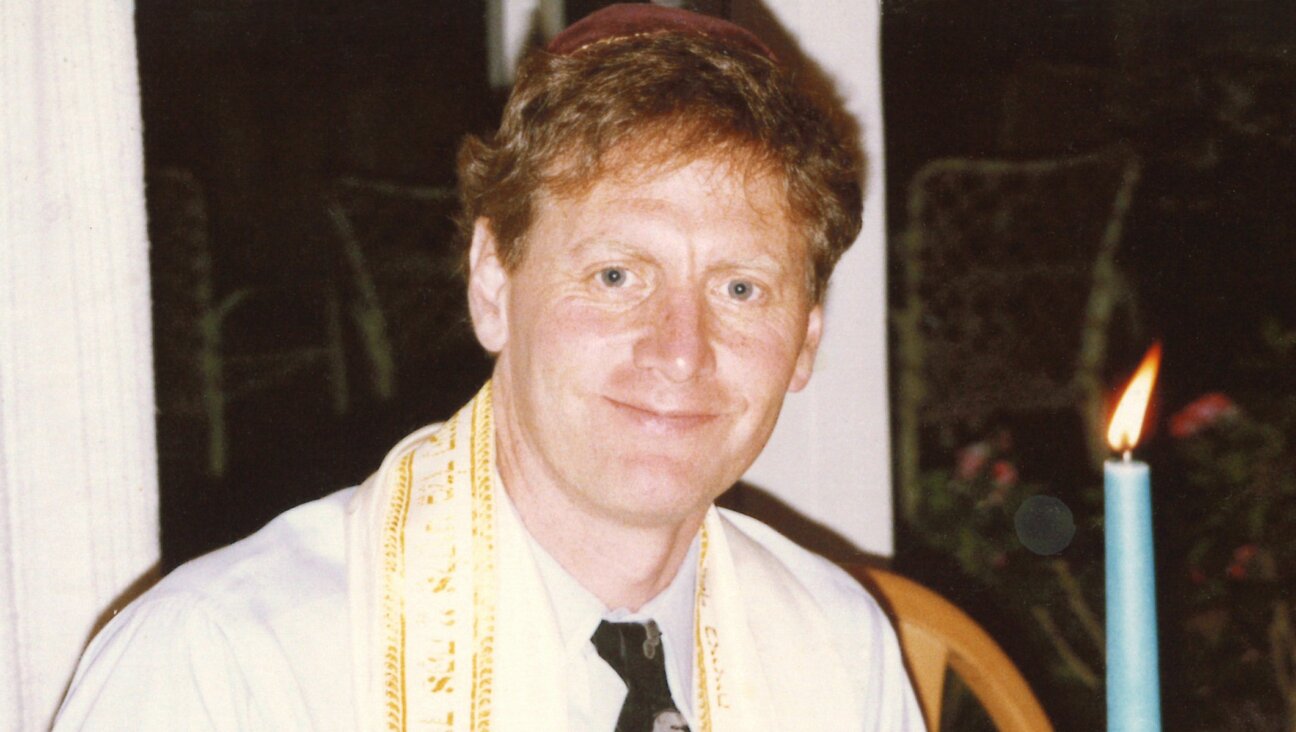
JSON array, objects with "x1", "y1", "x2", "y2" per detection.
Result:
[
  {"x1": 544, "y1": 142, "x2": 790, "y2": 217},
  {"x1": 527, "y1": 151, "x2": 810, "y2": 281}
]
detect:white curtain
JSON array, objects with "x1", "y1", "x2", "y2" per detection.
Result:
[
  {"x1": 738, "y1": 0, "x2": 893, "y2": 556},
  {"x1": 0, "y1": 1, "x2": 160, "y2": 729}
]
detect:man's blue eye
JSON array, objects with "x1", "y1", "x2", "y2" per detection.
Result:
[
  {"x1": 599, "y1": 268, "x2": 627, "y2": 287},
  {"x1": 727, "y1": 280, "x2": 755, "y2": 300}
]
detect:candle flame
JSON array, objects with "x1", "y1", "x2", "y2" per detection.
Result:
[{"x1": 1107, "y1": 343, "x2": 1162, "y2": 452}]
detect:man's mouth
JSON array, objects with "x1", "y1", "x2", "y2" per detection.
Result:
[{"x1": 604, "y1": 397, "x2": 720, "y2": 435}]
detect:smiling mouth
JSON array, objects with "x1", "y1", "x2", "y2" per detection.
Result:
[{"x1": 605, "y1": 398, "x2": 720, "y2": 434}]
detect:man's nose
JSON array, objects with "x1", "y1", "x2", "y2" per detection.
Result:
[{"x1": 633, "y1": 288, "x2": 716, "y2": 382}]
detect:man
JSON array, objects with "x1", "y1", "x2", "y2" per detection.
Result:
[{"x1": 56, "y1": 5, "x2": 923, "y2": 730}]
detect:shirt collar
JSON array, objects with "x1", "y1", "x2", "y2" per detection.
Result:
[
  {"x1": 530, "y1": 528, "x2": 700, "y2": 717},
  {"x1": 525, "y1": 511, "x2": 699, "y2": 658},
  {"x1": 495, "y1": 468, "x2": 699, "y2": 703}
]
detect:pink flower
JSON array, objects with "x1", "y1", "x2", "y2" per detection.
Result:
[
  {"x1": 990, "y1": 460, "x2": 1018, "y2": 488},
  {"x1": 1226, "y1": 544, "x2": 1259, "y2": 580},
  {"x1": 955, "y1": 442, "x2": 991, "y2": 480},
  {"x1": 1233, "y1": 544, "x2": 1259, "y2": 563},
  {"x1": 1169, "y1": 393, "x2": 1240, "y2": 438}
]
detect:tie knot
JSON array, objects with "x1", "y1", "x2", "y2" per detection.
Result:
[
  {"x1": 591, "y1": 619, "x2": 689, "y2": 731},
  {"x1": 591, "y1": 620, "x2": 667, "y2": 681},
  {"x1": 593, "y1": 616, "x2": 663, "y2": 655}
]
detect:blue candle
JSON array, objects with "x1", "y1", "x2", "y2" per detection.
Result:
[
  {"x1": 1105, "y1": 344, "x2": 1163, "y2": 731},
  {"x1": 1105, "y1": 458, "x2": 1161, "y2": 731}
]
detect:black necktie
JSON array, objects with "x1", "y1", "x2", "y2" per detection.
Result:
[{"x1": 590, "y1": 620, "x2": 691, "y2": 732}]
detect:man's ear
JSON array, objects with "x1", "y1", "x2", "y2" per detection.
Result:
[
  {"x1": 787, "y1": 304, "x2": 823, "y2": 393},
  {"x1": 467, "y1": 218, "x2": 510, "y2": 353}
]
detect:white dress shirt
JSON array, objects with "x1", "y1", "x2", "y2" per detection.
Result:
[
  {"x1": 522, "y1": 505, "x2": 699, "y2": 730},
  {"x1": 55, "y1": 485, "x2": 924, "y2": 730}
]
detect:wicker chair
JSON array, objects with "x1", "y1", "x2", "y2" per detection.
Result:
[
  {"x1": 892, "y1": 145, "x2": 1141, "y2": 522},
  {"x1": 846, "y1": 565, "x2": 1054, "y2": 732}
]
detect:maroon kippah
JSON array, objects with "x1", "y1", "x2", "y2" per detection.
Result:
[{"x1": 547, "y1": 3, "x2": 776, "y2": 62}]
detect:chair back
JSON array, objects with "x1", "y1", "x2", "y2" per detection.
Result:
[
  {"x1": 324, "y1": 176, "x2": 483, "y2": 402},
  {"x1": 893, "y1": 145, "x2": 1141, "y2": 521},
  {"x1": 846, "y1": 565, "x2": 1054, "y2": 732}
]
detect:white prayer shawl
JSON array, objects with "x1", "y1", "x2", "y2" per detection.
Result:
[{"x1": 346, "y1": 383, "x2": 863, "y2": 731}]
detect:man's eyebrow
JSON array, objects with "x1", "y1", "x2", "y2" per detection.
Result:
[
  {"x1": 709, "y1": 252, "x2": 793, "y2": 276},
  {"x1": 563, "y1": 235, "x2": 647, "y2": 259}
]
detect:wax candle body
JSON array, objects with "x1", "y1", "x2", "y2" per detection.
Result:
[{"x1": 1105, "y1": 459, "x2": 1162, "y2": 731}]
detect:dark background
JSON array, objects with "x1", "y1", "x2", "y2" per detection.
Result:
[{"x1": 138, "y1": 2, "x2": 498, "y2": 563}]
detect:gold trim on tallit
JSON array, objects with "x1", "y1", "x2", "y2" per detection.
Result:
[
  {"x1": 469, "y1": 384, "x2": 497, "y2": 731},
  {"x1": 365, "y1": 381, "x2": 779, "y2": 731},
  {"x1": 381, "y1": 452, "x2": 414, "y2": 731}
]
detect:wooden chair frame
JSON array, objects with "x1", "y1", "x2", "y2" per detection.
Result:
[{"x1": 846, "y1": 565, "x2": 1054, "y2": 732}]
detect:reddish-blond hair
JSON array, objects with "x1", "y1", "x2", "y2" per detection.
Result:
[{"x1": 456, "y1": 31, "x2": 864, "y2": 303}]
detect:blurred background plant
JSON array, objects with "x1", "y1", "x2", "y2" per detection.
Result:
[
  {"x1": 904, "y1": 323, "x2": 1296, "y2": 731},
  {"x1": 906, "y1": 430, "x2": 1106, "y2": 730},
  {"x1": 1163, "y1": 321, "x2": 1296, "y2": 731},
  {"x1": 886, "y1": 2, "x2": 1295, "y2": 727}
]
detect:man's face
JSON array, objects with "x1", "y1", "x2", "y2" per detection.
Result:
[{"x1": 469, "y1": 153, "x2": 822, "y2": 529}]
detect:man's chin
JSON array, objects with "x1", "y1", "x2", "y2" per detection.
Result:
[
  {"x1": 601, "y1": 496, "x2": 712, "y2": 531},
  {"x1": 594, "y1": 462, "x2": 731, "y2": 524}
]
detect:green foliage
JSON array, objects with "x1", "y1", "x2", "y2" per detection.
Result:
[
  {"x1": 1167, "y1": 324, "x2": 1296, "y2": 731},
  {"x1": 909, "y1": 432, "x2": 1106, "y2": 730},
  {"x1": 906, "y1": 325, "x2": 1296, "y2": 730}
]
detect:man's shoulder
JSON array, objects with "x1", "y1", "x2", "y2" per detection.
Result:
[
  {"x1": 715, "y1": 507, "x2": 885, "y2": 624},
  {"x1": 158, "y1": 486, "x2": 355, "y2": 612},
  {"x1": 56, "y1": 489, "x2": 359, "y2": 728},
  {"x1": 111, "y1": 486, "x2": 356, "y2": 660},
  {"x1": 714, "y1": 508, "x2": 925, "y2": 729}
]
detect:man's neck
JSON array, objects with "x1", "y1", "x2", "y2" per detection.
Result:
[
  {"x1": 496, "y1": 446, "x2": 704, "y2": 612},
  {"x1": 506, "y1": 476, "x2": 703, "y2": 611}
]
